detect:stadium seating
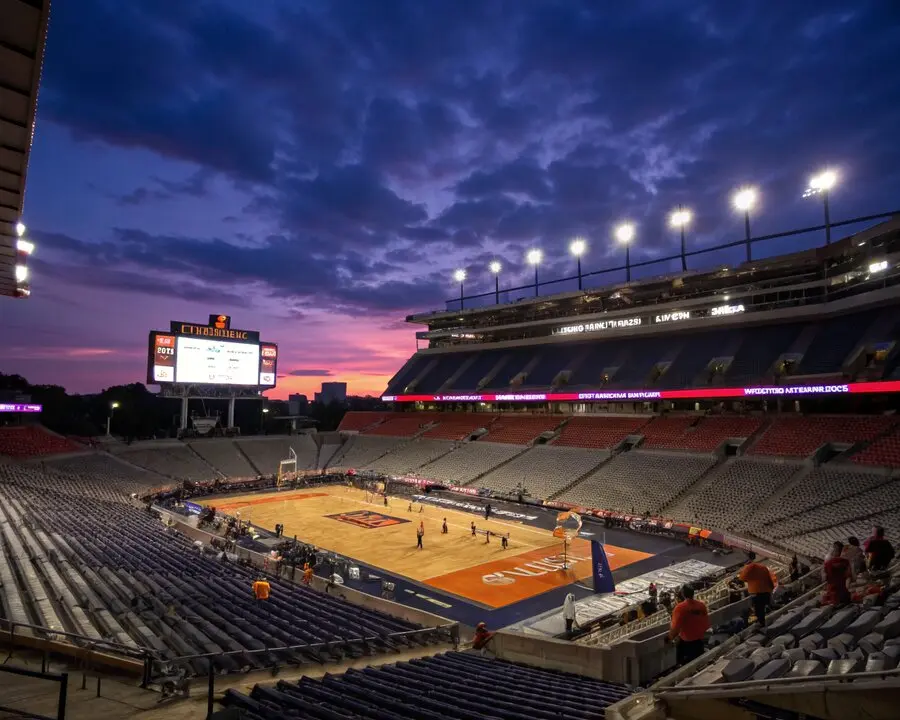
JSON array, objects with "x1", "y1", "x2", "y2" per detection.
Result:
[
  {"x1": 851, "y1": 426, "x2": 900, "y2": 467},
  {"x1": 337, "y1": 411, "x2": 389, "y2": 432},
  {"x1": 749, "y1": 415, "x2": 895, "y2": 458},
  {"x1": 483, "y1": 415, "x2": 566, "y2": 444},
  {"x1": 422, "y1": 414, "x2": 497, "y2": 440},
  {"x1": 722, "y1": 322, "x2": 804, "y2": 384},
  {"x1": 553, "y1": 415, "x2": 650, "y2": 449},
  {"x1": 447, "y1": 350, "x2": 504, "y2": 391},
  {"x1": 363, "y1": 414, "x2": 437, "y2": 437},
  {"x1": 384, "y1": 356, "x2": 430, "y2": 396},
  {"x1": 415, "y1": 442, "x2": 525, "y2": 485},
  {"x1": 473, "y1": 445, "x2": 607, "y2": 498},
  {"x1": 117, "y1": 445, "x2": 218, "y2": 481},
  {"x1": 686, "y1": 561, "x2": 900, "y2": 687},
  {"x1": 639, "y1": 415, "x2": 698, "y2": 448},
  {"x1": 663, "y1": 458, "x2": 803, "y2": 529},
  {"x1": 0, "y1": 462, "x2": 431, "y2": 675},
  {"x1": 223, "y1": 651, "x2": 633, "y2": 720},
  {"x1": 190, "y1": 439, "x2": 257, "y2": 477},
  {"x1": 793, "y1": 313, "x2": 869, "y2": 376},
  {"x1": 658, "y1": 329, "x2": 740, "y2": 388},
  {"x1": 0, "y1": 426, "x2": 82, "y2": 458},
  {"x1": 327, "y1": 435, "x2": 404, "y2": 469},
  {"x1": 44, "y1": 453, "x2": 164, "y2": 494},
  {"x1": 365, "y1": 439, "x2": 456, "y2": 476},
  {"x1": 237, "y1": 435, "x2": 318, "y2": 474},
  {"x1": 559, "y1": 451, "x2": 716, "y2": 514}
]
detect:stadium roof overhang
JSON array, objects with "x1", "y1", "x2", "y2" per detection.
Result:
[{"x1": 0, "y1": 0, "x2": 50, "y2": 298}]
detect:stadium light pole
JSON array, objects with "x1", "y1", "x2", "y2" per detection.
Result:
[
  {"x1": 615, "y1": 223, "x2": 635, "y2": 282},
  {"x1": 454, "y1": 268, "x2": 467, "y2": 309},
  {"x1": 107, "y1": 401, "x2": 119, "y2": 437},
  {"x1": 489, "y1": 260, "x2": 502, "y2": 304},
  {"x1": 732, "y1": 187, "x2": 758, "y2": 263},
  {"x1": 527, "y1": 249, "x2": 542, "y2": 297},
  {"x1": 804, "y1": 169, "x2": 838, "y2": 245},
  {"x1": 670, "y1": 208, "x2": 692, "y2": 272},
  {"x1": 569, "y1": 238, "x2": 587, "y2": 290}
]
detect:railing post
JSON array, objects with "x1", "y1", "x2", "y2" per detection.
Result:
[
  {"x1": 207, "y1": 659, "x2": 215, "y2": 720},
  {"x1": 57, "y1": 672, "x2": 68, "y2": 720},
  {"x1": 96, "y1": 676, "x2": 101, "y2": 698}
]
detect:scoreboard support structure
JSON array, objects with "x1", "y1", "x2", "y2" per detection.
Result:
[{"x1": 161, "y1": 384, "x2": 264, "y2": 431}]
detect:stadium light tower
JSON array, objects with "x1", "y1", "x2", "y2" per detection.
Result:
[
  {"x1": 526, "y1": 249, "x2": 542, "y2": 297},
  {"x1": 489, "y1": 260, "x2": 502, "y2": 304},
  {"x1": 107, "y1": 401, "x2": 120, "y2": 437},
  {"x1": 453, "y1": 268, "x2": 467, "y2": 309},
  {"x1": 803, "y1": 169, "x2": 838, "y2": 245},
  {"x1": 569, "y1": 237, "x2": 587, "y2": 290},
  {"x1": 670, "y1": 207, "x2": 692, "y2": 272},
  {"x1": 732, "y1": 187, "x2": 758, "y2": 262},
  {"x1": 614, "y1": 223, "x2": 635, "y2": 282}
]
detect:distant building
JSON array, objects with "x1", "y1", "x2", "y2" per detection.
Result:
[
  {"x1": 288, "y1": 394, "x2": 308, "y2": 415},
  {"x1": 315, "y1": 382, "x2": 347, "y2": 404}
]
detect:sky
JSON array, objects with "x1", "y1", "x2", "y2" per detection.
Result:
[{"x1": 3, "y1": 0, "x2": 900, "y2": 399}]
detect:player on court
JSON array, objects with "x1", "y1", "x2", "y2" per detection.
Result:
[{"x1": 416, "y1": 522, "x2": 424, "y2": 549}]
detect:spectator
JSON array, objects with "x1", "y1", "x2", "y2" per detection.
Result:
[
  {"x1": 252, "y1": 576, "x2": 270, "y2": 602},
  {"x1": 823, "y1": 541, "x2": 853, "y2": 604},
  {"x1": 666, "y1": 585, "x2": 710, "y2": 665},
  {"x1": 472, "y1": 622, "x2": 495, "y2": 655},
  {"x1": 789, "y1": 555, "x2": 801, "y2": 583},
  {"x1": 738, "y1": 552, "x2": 776, "y2": 626},
  {"x1": 866, "y1": 527, "x2": 896, "y2": 572},
  {"x1": 563, "y1": 593, "x2": 576, "y2": 636},
  {"x1": 842, "y1": 537, "x2": 866, "y2": 576}
]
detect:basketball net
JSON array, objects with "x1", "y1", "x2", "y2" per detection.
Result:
[{"x1": 277, "y1": 447, "x2": 298, "y2": 488}]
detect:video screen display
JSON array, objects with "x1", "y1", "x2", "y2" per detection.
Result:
[
  {"x1": 148, "y1": 331, "x2": 278, "y2": 387},
  {"x1": 175, "y1": 336, "x2": 260, "y2": 385}
]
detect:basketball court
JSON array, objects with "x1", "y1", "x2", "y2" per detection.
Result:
[{"x1": 202, "y1": 485, "x2": 652, "y2": 609}]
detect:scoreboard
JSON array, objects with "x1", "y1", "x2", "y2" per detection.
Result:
[{"x1": 148, "y1": 315, "x2": 277, "y2": 388}]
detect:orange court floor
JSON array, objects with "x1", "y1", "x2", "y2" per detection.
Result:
[{"x1": 203, "y1": 485, "x2": 652, "y2": 608}]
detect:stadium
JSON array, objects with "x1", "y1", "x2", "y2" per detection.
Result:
[{"x1": 4, "y1": 3, "x2": 900, "y2": 720}]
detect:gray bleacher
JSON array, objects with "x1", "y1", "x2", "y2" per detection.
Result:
[
  {"x1": 364, "y1": 439, "x2": 456, "y2": 476},
  {"x1": 44, "y1": 453, "x2": 164, "y2": 494},
  {"x1": 327, "y1": 435, "x2": 403, "y2": 469},
  {"x1": 473, "y1": 445, "x2": 607, "y2": 498},
  {"x1": 118, "y1": 446, "x2": 218, "y2": 481},
  {"x1": 415, "y1": 441, "x2": 526, "y2": 485},
  {"x1": 559, "y1": 451, "x2": 716, "y2": 515},
  {"x1": 237, "y1": 435, "x2": 318, "y2": 473},
  {"x1": 189, "y1": 440, "x2": 257, "y2": 477},
  {"x1": 664, "y1": 458, "x2": 802, "y2": 529}
]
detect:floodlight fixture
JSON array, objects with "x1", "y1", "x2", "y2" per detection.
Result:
[
  {"x1": 804, "y1": 169, "x2": 838, "y2": 244},
  {"x1": 732, "y1": 187, "x2": 757, "y2": 212},
  {"x1": 16, "y1": 222, "x2": 26, "y2": 237},
  {"x1": 489, "y1": 261, "x2": 502, "y2": 304},
  {"x1": 614, "y1": 223, "x2": 635, "y2": 281},
  {"x1": 454, "y1": 269, "x2": 467, "y2": 308},
  {"x1": 570, "y1": 238, "x2": 587, "y2": 290},
  {"x1": 17, "y1": 239, "x2": 34, "y2": 255},
  {"x1": 453, "y1": 268, "x2": 467, "y2": 283},
  {"x1": 489, "y1": 260, "x2": 502, "y2": 274},
  {"x1": 15, "y1": 264, "x2": 28, "y2": 283},
  {"x1": 670, "y1": 208, "x2": 692, "y2": 271},
  {"x1": 527, "y1": 249, "x2": 542, "y2": 296}
]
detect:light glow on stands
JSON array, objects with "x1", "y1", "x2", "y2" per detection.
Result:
[
  {"x1": 0, "y1": 404, "x2": 42, "y2": 413},
  {"x1": 381, "y1": 380, "x2": 900, "y2": 403},
  {"x1": 869, "y1": 260, "x2": 889, "y2": 274}
]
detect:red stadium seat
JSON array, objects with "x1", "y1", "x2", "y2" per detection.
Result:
[
  {"x1": 0, "y1": 426, "x2": 82, "y2": 459},
  {"x1": 644, "y1": 415, "x2": 766, "y2": 451},
  {"x1": 851, "y1": 426, "x2": 900, "y2": 467},
  {"x1": 483, "y1": 415, "x2": 567, "y2": 444},
  {"x1": 337, "y1": 411, "x2": 390, "y2": 432},
  {"x1": 362, "y1": 413, "x2": 439, "y2": 437},
  {"x1": 748, "y1": 415, "x2": 894, "y2": 458},
  {"x1": 553, "y1": 416, "x2": 650, "y2": 449},
  {"x1": 421, "y1": 414, "x2": 497, "y2": 440}
]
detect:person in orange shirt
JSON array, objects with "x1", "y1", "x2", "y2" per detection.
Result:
[
  {"x1": 666, "y1": 585, "x2": 710, "y2": 665},
  {"x1": 252, "y1": 577, "x2": 270, "y2": 601},
  {"x1": 738, "y1": 552, "x2": 776, "y2": 626},
  {"x1": 472, "y1": 622, "x2": 495, "y2": 655},
  {"x1": 302, "y1": 563, "x2": 313, "y2": 586}
]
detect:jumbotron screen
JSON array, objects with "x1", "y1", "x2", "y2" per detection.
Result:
[{"x1": 147, "y1": 315, "x2": 277, "y2": 388}]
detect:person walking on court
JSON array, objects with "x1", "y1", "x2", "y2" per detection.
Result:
[
  {"x1": 738, "y1": 551, "x2": 776, "y2": 626},
  {"x1": 471, "y1": 521, "x2": 477, "y2": 536},
  {"x1": 416, "y1": 523, "x2": 424, "y2": 549},
  {"x1": 484, "y1": 503, "x2": 492, "y2": 520},
  {"x1": 442, "y1": 518, "x2": 448, "y2": 534},
  {"x1": 666, "y1": 585, "x2": 709, "y2": 666}
]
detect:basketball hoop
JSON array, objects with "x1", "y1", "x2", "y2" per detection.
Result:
[{"x1": 554, "y1": 511, "x2": 582, "y2": 570}]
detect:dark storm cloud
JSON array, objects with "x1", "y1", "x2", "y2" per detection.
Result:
[{"x1": 38, "y1": 0, "x2": 900, "y2": 308}]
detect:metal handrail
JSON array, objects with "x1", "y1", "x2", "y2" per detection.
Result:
[
  {"x1": 159, "y1": 624, "x2": 458, "y2": 666},
  {"x1": 0, "y1": 664, "x2": 68, "y2": 720},
  {"x1": 1, "y1": 618, "x2": 156, "y2": 662}
]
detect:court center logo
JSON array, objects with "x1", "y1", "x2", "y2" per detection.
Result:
[
  {"x1": 481, "y1": 552, "x2": 590, "y2": 586},
  {"x1": 325, "y1": 510, "x2": 410, "y2": 529}
]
